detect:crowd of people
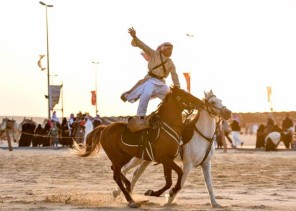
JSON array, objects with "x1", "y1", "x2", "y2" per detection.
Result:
[
  {"x1": 30, "y1": 111, "x2": 103, "y2": 148},
  {"x1": 255, "y1": 113, "x2": 294, "y2": 151},
  {"x1": 214, "y1": 113, "x2": 295, "y2": 151}
]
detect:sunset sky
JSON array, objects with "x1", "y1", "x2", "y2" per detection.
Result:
[{"x1": 1, "y1": 0, "x2": 296, "y2": 119}]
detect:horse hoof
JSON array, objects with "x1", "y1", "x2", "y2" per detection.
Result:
[
  {"x1": 212, "y1": 203, "x2": 222, "y2": 208},
  {"x1": 169, "y1": 189, "x2": 176, "y2": 197},
  {"x1": 128, "y1": 201, "x2": 139, "y2": 208},
  {"x1": 112, "y1": 190, "x2": 120, "y2": 198},
  {"x1": 144, "y1": 190, "x2": 153, "y2": 196}
]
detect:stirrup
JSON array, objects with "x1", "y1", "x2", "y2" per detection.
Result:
[{"x1": 127, "y1": 117, "x2": 150, "y2": 132}]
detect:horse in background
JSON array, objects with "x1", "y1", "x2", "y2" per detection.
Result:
[
  {"x1": 72, "y1": 86, "x2": 205, "y2": 208},
  {"x1": 0, "y1": 119, "x2": 7, "y2": 144},
  {"x1": 0, "y1": 118, "x2": 21, "y2": 144},
  {"x1": 112, "y1": 90, "x2": 231, "y2": 208}
]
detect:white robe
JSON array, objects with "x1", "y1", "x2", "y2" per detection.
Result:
[{"x1": 84, "y1": 118, "x2": 93, "y2": 143}]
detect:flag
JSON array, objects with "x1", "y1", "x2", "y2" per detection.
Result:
[
  {"x1": 49, "y1": 85, "x2": 62, "y2": 109},
  {"x1": 140, "y1": 51, "x2": 150, "y2": 62},
  {"x1": 91, "y1": 90, "x2": 96, "y2": 106},
  {"x1": 267, "y1": 86, "x2": 272, "y2": 102},
  {"x1": 183, "y1": 72, "x2": 191, "y2": 92},
  {"x1": 37, "y1": 55, "x2": 46, "y2": 71}
]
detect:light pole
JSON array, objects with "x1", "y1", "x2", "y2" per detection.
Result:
[
  {"x1": 50, "y1": 74, "x2": 58, "y2": 85},
  {"x1": 92, "y1": 61, "x2": 100, "y2": 115},
  {"x1": 39, "y1": 1, "x2": 53, "y2": 119}
]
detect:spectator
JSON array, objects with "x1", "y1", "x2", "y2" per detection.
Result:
[
  {"x1": 68, "y1": 113, "x2": 75, "y2": 136},
  {"x1": 282, "y1": 113, "x2": 294, "y2": 149},
  {"x1": 60, "y1": 117, "x2": 72, "y2": 147},
  {"x1": 215, "y1": 125, "x2": 223, "y2": 149},
  {"x1": 265, "y1": 131, "x2": 281, "y2": 151},
  {"x1": 51, "y1": 111, "x2": 60, "y2": 124},
  {"x1": 84, "y1": 116, "x2": 94, "y2": 144},
  {"x1": 49, "y1": 122, "x2": 59, "y2": 147},
  {"x1": 255, "y1": 124, "x2": 266, "y2": 148},
  {"x1": 265, "y1": 114, "x2": 275, "y2": 135},
  {"x1": 93, "y1": 114, "x2": 103, "y2": 128},
  {"x1": 231, "y1": 119, "x2": 243, "y2": 148},
  {"x1": 222, "y1": 120, "x2": 232, "y2": 146}
]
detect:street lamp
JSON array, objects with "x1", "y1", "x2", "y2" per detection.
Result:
[
  {"x1": 50, "y1": 74, "x2": 58, "y2": 85},
  {"x1": 39, "y1": 1, "x2": 53, "y2": 119},
  {"x1": 92, "y1": 61, "x2": 99, "y2": 115}
]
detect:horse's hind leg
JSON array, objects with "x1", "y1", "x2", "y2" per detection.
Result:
[
  {"x1": 112, "y1": 164, "x2": 139, "y2": 208},
  {"x1": 145, "y1": 159, "x2": 182, "y2": 197},
  {"x1": 112, "y1": 157, "x2": 148, "y2": 198},
  {"x1": 130, "y1": 160, "x2": 151, "y2": 193}
]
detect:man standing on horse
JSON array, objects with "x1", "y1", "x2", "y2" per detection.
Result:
[{"x1": 121, "y1": 27, "x2": 181, "y2": 125}]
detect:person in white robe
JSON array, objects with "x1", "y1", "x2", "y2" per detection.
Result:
[{"x1": 121, "y1": 27, "x2": 181, "y2": 119}]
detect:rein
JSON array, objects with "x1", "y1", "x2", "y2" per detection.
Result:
[
  {"x1": 193, "y1": 95, "x2": 224, "y2": 167},
  {"x1": 194, "y1": 117, "x2": 222, "y2": 167}
]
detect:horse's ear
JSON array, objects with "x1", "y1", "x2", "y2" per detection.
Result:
[
  {"x1": 204, "y1": 91, "x2": 208, "y2": 98},
  {"x1": 210, "y1": 89, "x2": 213, "y2": 95}
]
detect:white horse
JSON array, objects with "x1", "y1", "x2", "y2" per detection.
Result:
[{"x1": 112, "y1": 90, "x2": 232, "y2": 208}]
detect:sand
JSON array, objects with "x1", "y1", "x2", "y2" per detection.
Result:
[{"x1": 1, "y1": 135, "x2": 296, "y2": 211}]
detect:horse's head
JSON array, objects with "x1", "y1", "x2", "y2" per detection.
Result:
[
  {"x1": 204, "y1": 90, "x2": 231, "y2": 120},
  {"x1": 170, "y1": 86, "x2": 205, "y2": 112}
]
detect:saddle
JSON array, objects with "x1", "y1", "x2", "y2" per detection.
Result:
[
  {"x1": 181, "y1": 118, "x2": 198, "y2": 145},
  {"x1": 121, "y1": 115, "x2": 161, "y2": 160},
  {"x1": 127, "y1": 117, "x2": 150, "y2": 132}
]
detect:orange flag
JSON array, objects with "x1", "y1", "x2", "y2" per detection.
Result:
[
  {"x1": 183, "y1": 72, "x2": 191, "y2": 92},
  {"x1": 91, "y1": 90, "x2": 96, "y2": 105},
  {"x1": 37, "y1": 55, "x2": 46, "y2": 71}
]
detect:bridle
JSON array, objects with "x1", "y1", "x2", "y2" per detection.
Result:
[
  {"x1": 204, "y1": 95, "x2": 226, "y2": 118},
  {"x1": 194, "y1": 94, "x2": 226, "y2": 167}
]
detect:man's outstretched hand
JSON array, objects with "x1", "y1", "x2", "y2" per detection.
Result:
[{"x1": 128, "y1": 27, "x2": 136, "y2": 38}]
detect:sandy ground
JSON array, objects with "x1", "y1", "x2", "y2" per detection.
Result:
[{"x1": 1, "y1": 135, "x2": 296, "y2": 211}]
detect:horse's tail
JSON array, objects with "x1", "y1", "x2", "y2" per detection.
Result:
[{"x1": 71, "y1": 125, "x2": 106, "y2": 157}]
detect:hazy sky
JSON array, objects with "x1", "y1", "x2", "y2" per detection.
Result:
[{"x1": 1, "y1": 0, "x2": 296, "y2": 118}]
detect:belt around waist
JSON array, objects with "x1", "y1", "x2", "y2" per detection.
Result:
[{"x1": 148, "y1": 72, "x2": 164, "y2": 80}]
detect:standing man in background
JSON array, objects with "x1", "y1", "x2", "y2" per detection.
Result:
[{"x1": 282, "y1": 113, "x2": 294, "y2": 148}]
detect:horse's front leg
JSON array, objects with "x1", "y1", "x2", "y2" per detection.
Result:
[
  {"x1": 201, "y1": 161, "x2": 222, "y2": 208},
  {"x1": 165, "y1": 162, "x2": 193, "y2": 205}
]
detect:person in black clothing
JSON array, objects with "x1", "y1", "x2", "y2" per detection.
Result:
[
  {"x1": 256, "y1": 124, "x2": 266, "y2": 148},
  {"x1": 282, "y1": 113, "x2": 294, "y2": 149}
]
